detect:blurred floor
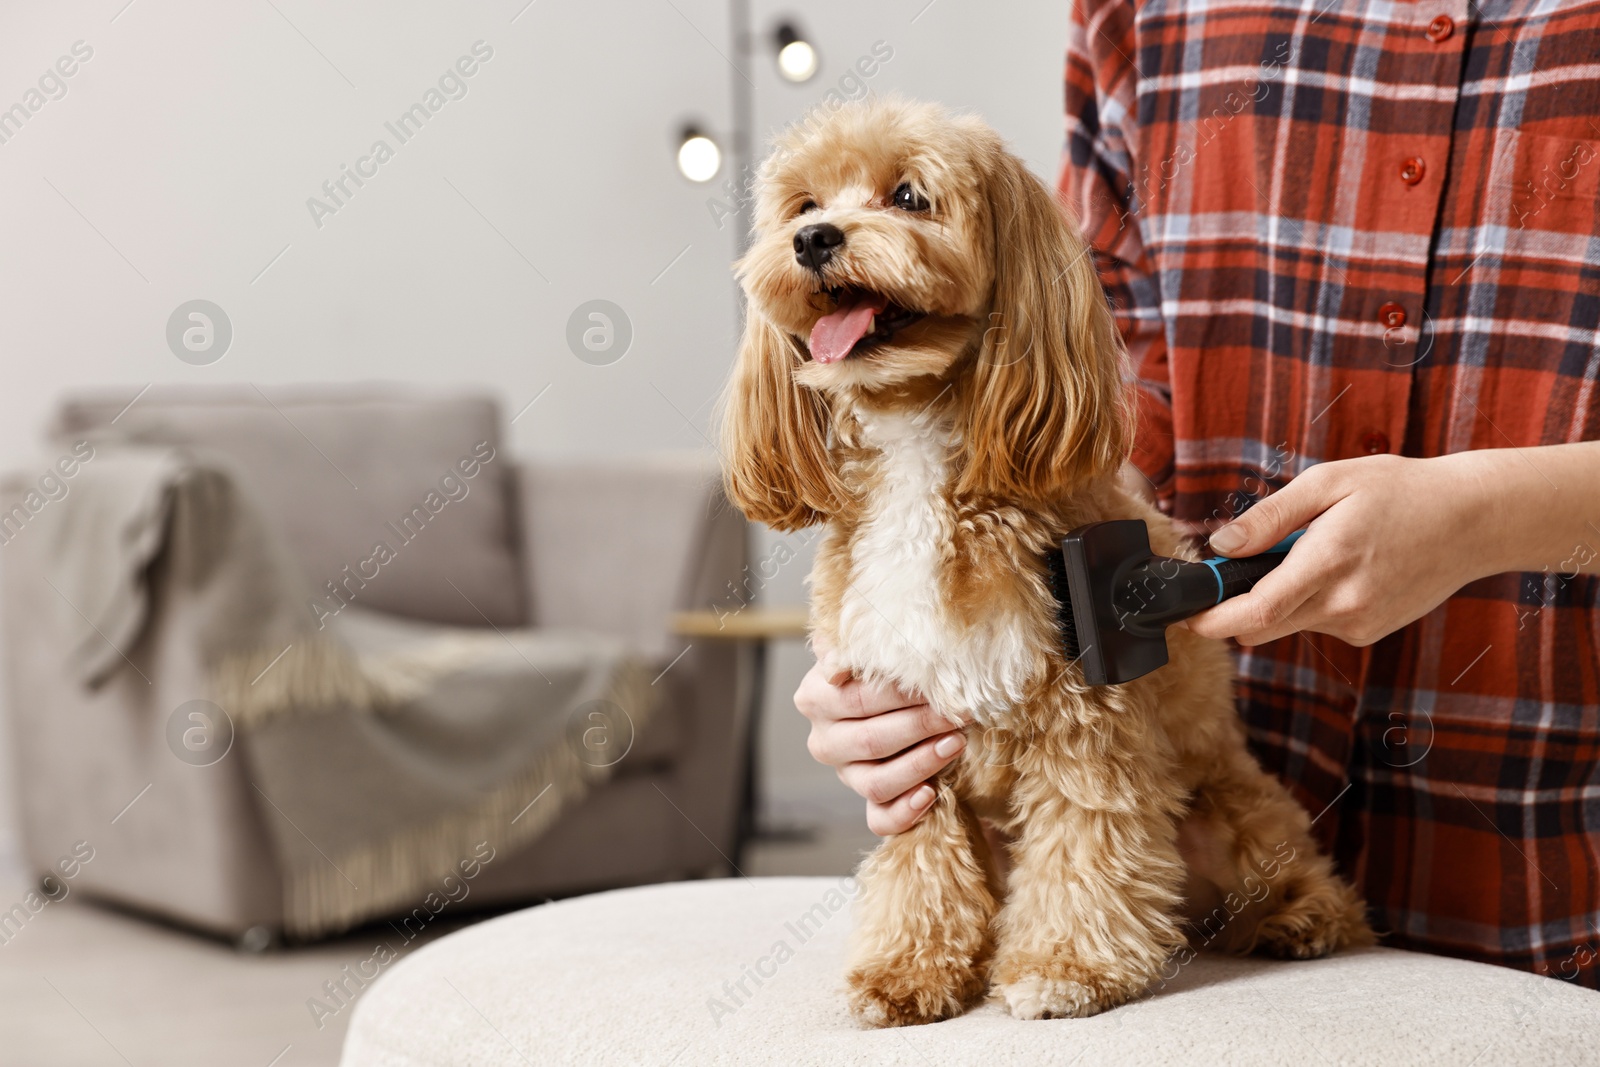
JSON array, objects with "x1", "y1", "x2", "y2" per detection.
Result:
[
  {"x1": 0, "y1": 824, "x2": 875, "y2": 1066},
  {"x1": 0, "y1": 873, "x2": 441, "y2": 1066},
  {"x1": 0, "y1": 774, "x2": 875, "y2": 1065}
]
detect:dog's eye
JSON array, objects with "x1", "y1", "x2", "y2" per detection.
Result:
[
  {"x1": 891, "y1": 183, "x2": 930, "y2": 212},
  {"x1": 798, "y1": 200, "x2": 818, "y2": 215}
]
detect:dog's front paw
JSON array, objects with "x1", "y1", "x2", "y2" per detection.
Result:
[
  {"x1": 846, "y1": 959, "x2": 984, "y2": 1027},
  {"x1": 996, "y1": 974, "x2": 1106, "y2": 1019},
  {"x1": 990, "y1": 957, "x2": 1148, "y2": 1020}
]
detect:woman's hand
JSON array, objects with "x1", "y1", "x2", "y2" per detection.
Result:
[
  {"x1": 1185, "y1": 452, "x2": 1508, "y2": 647},
  {"x1": 795, "y1": 637, "x2": 966, "y2": 836}
]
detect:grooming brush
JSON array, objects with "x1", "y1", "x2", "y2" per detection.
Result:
[{"x1": 1046, "y1": 520, "x2": 1304, "y2": 686}]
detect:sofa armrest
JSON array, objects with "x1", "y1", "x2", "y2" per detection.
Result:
[
  {"x1": 0, "y1": 446, "x2": 305, "y2": 933},
  {"x1": 512, "y1": 453, "x2": 747, "y2": 661}
]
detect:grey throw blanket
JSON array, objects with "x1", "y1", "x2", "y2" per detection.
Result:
[{"x1": 36, "y1": 444, "x2": 653, "y2": 937}]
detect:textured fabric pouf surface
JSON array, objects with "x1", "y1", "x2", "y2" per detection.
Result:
[{"x1": 340, "y1": 877, "x2": 1600, "y2": 1066}]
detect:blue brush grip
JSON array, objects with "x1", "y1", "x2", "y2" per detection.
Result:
[{"x1": 1199, "y1": 529, "x2": 1305, "y2": 605}]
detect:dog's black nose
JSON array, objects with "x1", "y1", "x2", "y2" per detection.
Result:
[{"x1": 793, "y1": 222, "x2": 845, "y2": 272}]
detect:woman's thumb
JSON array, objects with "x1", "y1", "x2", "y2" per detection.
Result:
[{"x1": 1208, "y1": 473, "x2": 1333, "y2": 556}]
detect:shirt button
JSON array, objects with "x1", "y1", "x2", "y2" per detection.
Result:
[
  {"x1": 1362, "y1": 431, "x2": 1391, "y2": 455},
  {"x1": 1379, "y1": 302, "x2": 1407, "y2": 328},
  {"x1": 1427, "y1": 15, "x2": 1455, "y2": 42},
  {"x1": 1399, "y1": 157, "x2": 1426, "y2": 185}
]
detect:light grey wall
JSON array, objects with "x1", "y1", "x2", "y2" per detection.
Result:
[
  {"x1": 0, "y1": 0, "x2": 739, "y2": 464},
  {"x1": 748, "y1": 0, "x2": 1070, "y2": 180},
  {"x1": 0, "y1": 0, "x2": 1070, "y2": 842}
]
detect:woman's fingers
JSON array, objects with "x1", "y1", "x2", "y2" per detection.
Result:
[
  {"x1": 807, "y1": 703, "x2": 956, "y2": 766},
  {"x1": 1207, "y1": 464, "x2": 1345, "y2": 556},
  {"x1": 795, "y1": 659, "x2": 920, "y2": 726},
  {"x1": 810, "y1": 632, "x2": 853, "y2": 686},
  {"x1": 837, "y1": 731, "x2": 965, "y2": 808},
  {"x1": 1227, "y1": 604, "x2": 1315, "y2": 647},
  {"x1": 816, "y1": 645, "x2": 852, "y2": 686},
  {"x1": 1185, "y1": 536, "x2": 1329, "y2": 642},
  {"x1": 795, "y1": 639, "x2": 963, "y2": 836},
  {"x1": 865, "y1": 783, "x2": 940, "y2": 837}
]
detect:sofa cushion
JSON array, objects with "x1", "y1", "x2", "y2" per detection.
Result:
[
  {"x1": 53, "y1": 384, "x2": 524, "y2": 628},
  {"x1": 340, "y1": 877, "x2": 1600, "y2": 1067}
]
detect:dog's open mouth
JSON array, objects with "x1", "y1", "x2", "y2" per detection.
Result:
[{"x1": 807, "y1": 287, "x2": 926, "y2": 364}]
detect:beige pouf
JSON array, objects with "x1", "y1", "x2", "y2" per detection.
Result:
[{"x1": 340, "y1": 877, "x2": 1600, "y2": 1066}]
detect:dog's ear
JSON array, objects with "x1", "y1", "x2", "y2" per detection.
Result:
[
  {"x1": 954, "y1": 148, "x2": 1131, "y2": 502},
  {"x1": 719, "y1": 309, "x2": 840, "y2": 530}
]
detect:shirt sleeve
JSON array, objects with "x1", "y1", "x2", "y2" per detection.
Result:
[{"x1": 1058, "y1": 0, "x2": 1174, "y2": 502}]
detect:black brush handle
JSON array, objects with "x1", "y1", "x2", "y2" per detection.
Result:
[
  {"x1": 1199, "y1": 530, "x2": 1304, "y2": 603},
  {"x1": 1111, "y1": 530, "x2": 1306, "y2": 633},
  {"x1": 1209, "y1": 552, "x2": 1289, "y2": 600}
]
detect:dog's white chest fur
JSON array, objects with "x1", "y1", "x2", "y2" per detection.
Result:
[{"x1": 831, "y1": 408, "x2": 1034, "y2": 724}]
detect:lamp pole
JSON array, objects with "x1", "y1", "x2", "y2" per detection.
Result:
[{"x1": 728, "y1": 0, "x2": 756, "y2": 255}]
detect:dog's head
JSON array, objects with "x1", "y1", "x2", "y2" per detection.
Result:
[{"x1": 722, "y1": 96, "x2": 1130, "y2": 530}]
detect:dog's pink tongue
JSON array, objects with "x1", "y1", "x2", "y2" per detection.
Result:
[{"x1": 809, "y1": 293, "x2": 887, "y2": 364}]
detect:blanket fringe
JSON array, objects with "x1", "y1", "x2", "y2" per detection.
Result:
[
  {"x1": 281, "y1": 661, "x2": 654, "y2": 939},
  {"x1": 213, "y1": 637, "x2": 394, "y2": 725},
  {"x1": 213, "y1": 640, "x2": 657, "y2": 939}
]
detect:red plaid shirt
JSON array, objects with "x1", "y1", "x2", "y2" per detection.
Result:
[{"x1": 1062, "y1": 0, "x2": 1600, "y2": 986}]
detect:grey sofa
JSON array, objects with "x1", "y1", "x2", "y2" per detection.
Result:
[{"x1": 0, "y1": 384, "x2": 749, "y2": 942}]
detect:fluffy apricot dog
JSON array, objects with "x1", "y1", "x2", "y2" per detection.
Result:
[{"x1": 720, "y1": 96, "x2": 1370, "y2": 1026}]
